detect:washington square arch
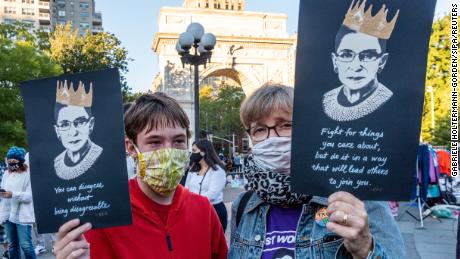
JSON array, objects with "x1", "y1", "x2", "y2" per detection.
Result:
[{"x1": 152, "y1": 0, "x2": 296, "y2": 137}]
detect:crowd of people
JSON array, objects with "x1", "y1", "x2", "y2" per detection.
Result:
[{"x1": 1, "y1": 84, "x2": 407, "y2": 258}]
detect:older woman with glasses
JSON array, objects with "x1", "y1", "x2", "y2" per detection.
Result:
[
  {"x1": 322, "y1": 19, "x2": 395, "y2": 122},
  {"x1": 228, "y1": 84, "x2": 404, "y2": 259},
  {"x1": 53, "y1": 82, "x2": 103, "y2": 180}
]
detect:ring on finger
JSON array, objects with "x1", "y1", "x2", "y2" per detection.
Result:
[{"x1": 342, "y1": 213, "x2": 348, "y2": 225}]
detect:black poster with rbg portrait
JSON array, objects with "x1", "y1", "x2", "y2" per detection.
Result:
[
  {"x1": 291, "y1": 0, "x2": 437, "y2": 200},
  {"x1": 21, "y1": 68, "x2": 132, "y2": 233}
]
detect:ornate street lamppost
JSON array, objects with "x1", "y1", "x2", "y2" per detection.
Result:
[{"x1": 176, "y1": 23, "x2": 216, "y2": 139}]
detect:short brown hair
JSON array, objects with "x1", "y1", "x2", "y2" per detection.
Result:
[
  {"x1": 124, "y1": 93, "x2": 191, "y2": 143},
  {"x1": 240, "y1": 84, "x2": 294, "y2": 128}
]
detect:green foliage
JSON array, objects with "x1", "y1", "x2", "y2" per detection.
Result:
[
  {"x1": 0, "y1": 22, "x2": 62, "y2": 156},
  {"x1": 421, "y1": 14, "x2": 451, "y2": 143},
  {"x1": 199, "y1": 84, "x2": 246, "y2": 141},
  {"x1": 430, "y1": 115, "x2": 451, "y2": 148},
  {"x1": 0, "y1": 23, "x2": 133, "y2": 157},
  {"x1": 123, "y1": 91, "x2": 146, "y2": 103},
  {"x1": 49, "y1": 24, "x2": 132, "y2": 96}
]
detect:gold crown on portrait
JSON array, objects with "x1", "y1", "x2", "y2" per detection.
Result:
[
  {"x1": 343, "y1": 0, "x2": 400, "y2": 40},
  {"x1": 55, "y1": 80, "x2": 93, "y2": 107}
]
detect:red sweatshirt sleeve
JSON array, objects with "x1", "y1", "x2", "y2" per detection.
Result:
[
  {"x1": 210, "y1": 206, "x2": 228, "y2": 259},
  {"x1": 85, "y1": 229, "x2": 116, "y2": 259}
]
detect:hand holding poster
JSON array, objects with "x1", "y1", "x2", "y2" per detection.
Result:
[
  {"x1": 291, "y1": 0, "x2": 437, "y2": 200},
  {"x1": 20, "y1": 68, "x2": 132, "y2": 233}
]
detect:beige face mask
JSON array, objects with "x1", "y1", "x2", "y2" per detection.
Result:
[
  {"x1": 251, "y1": 136, "x2": 292, "y2": 174},
  {"x1": 133, "y1": 145, "x2": 189, "y2": 196}
]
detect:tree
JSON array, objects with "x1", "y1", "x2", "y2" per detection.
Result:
[
  {"x1": 431, "y1": 115, "x2": 451, "y2": 148},
  {"x1": 420, "y1": 14, "x2": 451, "y2": 144},
  {"x1": 49, "y1": 24, "x2": 132, "y2": 98},
  {"x1": 199, "y1": 84, "x2": 246, "y2": 151},
  {"x1": 0, "y1": 23, "x2": 62, "y2": 156}
]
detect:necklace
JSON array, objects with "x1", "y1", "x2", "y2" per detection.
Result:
[
  {"x1": 322, "y1": 83, "x2": 393, "y2": 122},
  {"x1": 198, "y1": 166, "x2": 211, "y2": 195},
  {"x1": 54, "y1": 141, "x2": 103, "y2": 180}
]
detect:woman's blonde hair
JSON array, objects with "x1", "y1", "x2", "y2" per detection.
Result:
[{"x1": 240, "y1": 84, "x2": 294, "y2": 129}]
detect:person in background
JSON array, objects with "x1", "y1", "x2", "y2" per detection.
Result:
[
  {"x1": 218, "y1": 152, "x2": 227, "y2": 166},
  {"x1": 54, "y1": 93, "x2": 228, "y2": 259},
  {"x1": 185, "y1": 138, "x2": 228, "y2": 231},
  {"x1": 228, "y1": 84, "x2": 405, "y2": 258},
  {"x1": 0, "y1": 147, "x2": 36, "y2": 259},
  {"x1": 233, "y1": 153, "x2": 242, "y2": 173},
  {"x1": 226, "y1": 154, "x2": 234, "y2": 173}
]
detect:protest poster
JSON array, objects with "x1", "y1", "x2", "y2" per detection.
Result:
[
  {"x1": 21, "y1": 68, "x2": 132, "y2": 233},
  {"x1": 291, "y1": 0, "x2": 437, "y2": 200}
]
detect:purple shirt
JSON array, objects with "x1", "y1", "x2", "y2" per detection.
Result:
[{"x1": 261, "y1": 205, "x2": 302, "y2": 259}]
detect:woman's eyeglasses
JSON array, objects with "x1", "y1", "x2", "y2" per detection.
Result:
[{"x1": 246, "y1": 121, "x2": 292, "y2": 142}]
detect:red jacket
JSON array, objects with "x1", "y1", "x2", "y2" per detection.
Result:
[
  {"x1": 85, "y1": 179, "x2": 228, "y2": 259},
  {"x1": 436, "y1": 150, "x2": 451, "y2": 176}
]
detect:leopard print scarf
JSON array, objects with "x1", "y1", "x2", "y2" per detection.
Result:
[{"x1": 244, "y1": 156, "x2": 311, "y2": 206}]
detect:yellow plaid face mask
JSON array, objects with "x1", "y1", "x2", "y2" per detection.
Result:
[{"x1": 134, "y1": 147, "x2": 189, "y2": 196}]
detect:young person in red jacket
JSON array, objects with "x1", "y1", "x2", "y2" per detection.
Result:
[{"x1": 53, "y1": 93, "x2": 228, "y2": 259}]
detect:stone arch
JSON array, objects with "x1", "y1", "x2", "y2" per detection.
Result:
[
  {"x1": 199, "y1": 65, "x2": 260, "y2": 95},
  {"x1": 203, "y1": 68, "x2": 242, "y2": 85}
]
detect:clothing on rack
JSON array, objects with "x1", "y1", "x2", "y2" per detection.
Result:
[
  {"x1": 414, "y1": 144, "x2": 442, "y2": 200},
  {"x1": 436, "y1": 149, "x2": 451, "y2": 176}
]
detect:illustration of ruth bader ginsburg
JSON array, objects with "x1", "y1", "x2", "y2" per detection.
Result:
[
  {"x1": 323, "y1": 0, "x2": 400, "y2": 122},
  {"x1": 53, "y1": 80, "x2": 103, "y2": 180}
]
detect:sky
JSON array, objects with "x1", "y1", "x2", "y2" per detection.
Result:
[{"x1": 96, "y1": 0, "x2": 453, "y2": 93}]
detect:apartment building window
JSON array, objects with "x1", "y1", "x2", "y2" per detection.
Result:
[
  {"x1": 4, "y1": 18, "x2": 16, "y2": 24},
  {"x1": 79, "y1": 22, "x2": 89, "y2": 29},
  {"x1": 22, "y1": 8, "x2": 35, "y2": 15},
  {"x1": 79, "y1": 2, "x2": 89, "y2": 8},
  {"x1": 4, "y1": 7, "x2": 16, "y2": 14},
  {"x1": 22, "y1": 19, "x2": 34, "y2": 26},
  {"x1": 58, "y1": 10, "x2": 65, "y2": 16},
  {"x1": 80, "y1": 12, "x2": 88, "y2": 18},
  {"x1": 22, "y1": 0, "x2": 34, "y2": 4},
  {"x1": 70, "y1": 1, "x2": 74, "y2": 5},
  {"x1": 58, "y1": 19, "x2": 66, "y2": 25}
]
